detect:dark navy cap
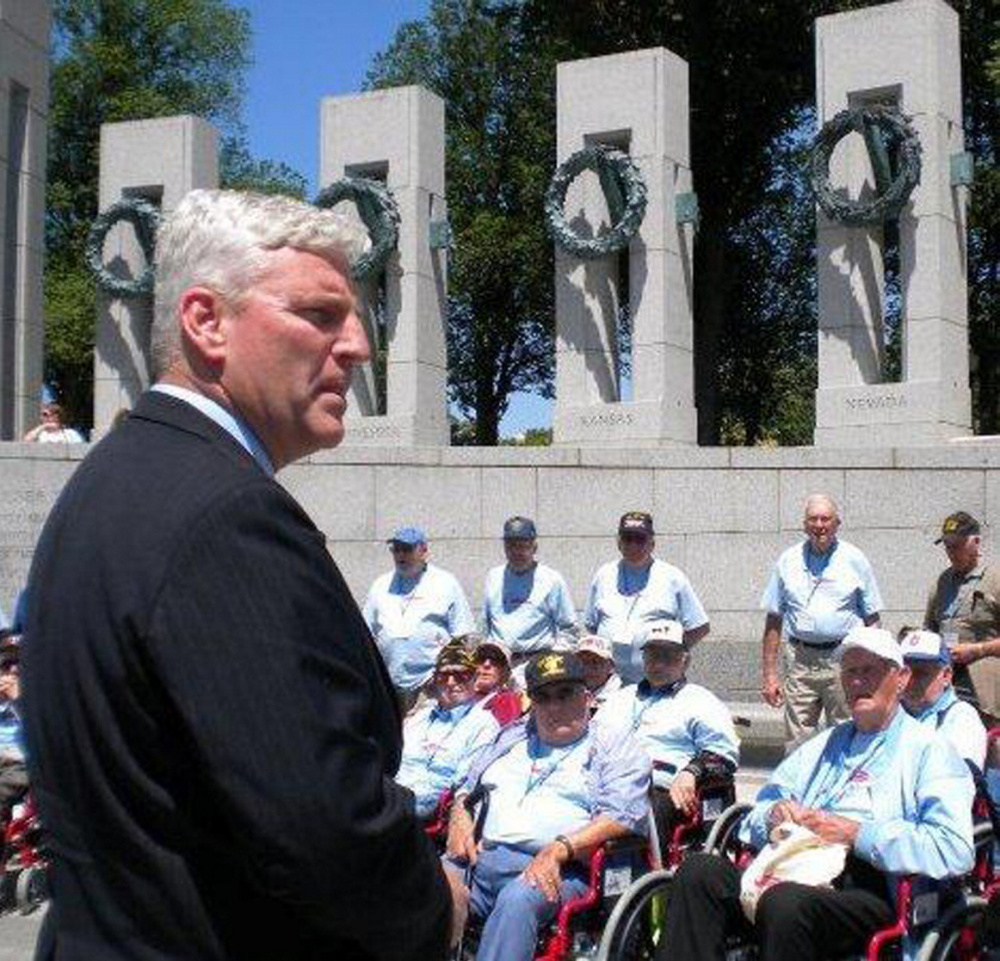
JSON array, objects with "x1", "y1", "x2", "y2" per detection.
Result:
[
  {"x1": 525, "y1": 652, "x2": 586, "y2": 695},
  {"x1": 503, "y1": 516, "x2": 537, "y2": 540}
]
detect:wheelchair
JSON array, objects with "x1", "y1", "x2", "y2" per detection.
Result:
[
  {"x1": 596, "y1": 801, "x2": 990, "y2": 961},
  {"x1": 452, "y1": 776, "x2": 734, "y2": 960},
  {"x1": 0, "y1": 792, "x2": 48, "y2": 915}
]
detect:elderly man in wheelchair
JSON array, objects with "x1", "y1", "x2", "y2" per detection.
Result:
[
  {"x1": 639, "y1": 625, "x2": 975, "y2": 961},
  {"x1": 444, "y1": 651, "x2": 650, "y2": 961},
  {"x1": 594, "y1": 619, "x2": 739, "y2": 861}
]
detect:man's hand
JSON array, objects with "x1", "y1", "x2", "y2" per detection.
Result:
[
  {"x1": 441, "y1": 862, "x2": 470, "y2": 948},
  {"x1": 445, "y1": 804, "x2": 479, "y2": 865},
  {"x1": 520, "y1": 843, "x2": 566, "y2": 903},
  {"x1": 0, "y1": 674, "x2": 19, "y2": 702},
  {"x1": 669, "y1": 770, "x2": 698, "y2": 816},
  {"x1": 950, "y1": 642, "x2": 983, "y2": 666},
  {"x1": 798, "y1": 810, "x2": 860, "y2": 846},
  {"x1": 761, "y1": 673, "x2": 784, "y2": 708},
  {"x1": 767, "y1": 799, "x2": 807, "y2": 833}
]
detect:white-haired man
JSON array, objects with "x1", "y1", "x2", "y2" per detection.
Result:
[
  {"x1": 662, "y1": 626, "x2": 974, "y2": 961},
  {"x1": 22, "y1": 191, "x2": 458, "y2": 960},
  {"x1": 761, "y1": 494, "x2": 883, "y2": 750}
]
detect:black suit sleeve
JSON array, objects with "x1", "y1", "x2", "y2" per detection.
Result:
[{"x1": 145, "y1": 480, "x2": 450, "y2": 960}]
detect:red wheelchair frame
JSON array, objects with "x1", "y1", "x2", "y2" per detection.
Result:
[{"x1": 1, "y1": 792, "x2": 48, "y2": 914}]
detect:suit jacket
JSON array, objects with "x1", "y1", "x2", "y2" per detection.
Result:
[{"x1": 21, "y1": 391, "x2": 451, "y2": 960}]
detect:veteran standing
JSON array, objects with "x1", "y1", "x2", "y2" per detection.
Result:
[
  {"x1": 923, "y1": 511, "x2": 1000, "y2": 722},
  {"x1": 761, "y1": 494, "x2": 883, "y2": 750},
  {"x1": 584, "y1": 511, "x2": 709, "y2": 684}
]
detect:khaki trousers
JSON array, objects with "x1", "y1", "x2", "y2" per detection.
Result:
[{"x1": 782, "y1": 641, "x2": 848, "y2": 753}]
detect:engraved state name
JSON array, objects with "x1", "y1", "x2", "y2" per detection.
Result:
[
  {"x1": 579, "y1": 411, "x2": 636, "y2": 428},
  {"x1": 844, "y1": 394, "x2": 907, "y2": 411}
]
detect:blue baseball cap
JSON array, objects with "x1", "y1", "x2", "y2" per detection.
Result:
[
  {"x1": 503, "y1": 516, "x2": 537, "y2": 540},
  {"x1": 387, "y1": 526, "x2": 427, "y2": 547},
  {"x1": 899, "y1": 630, "x2": 950, "y2": 665}
]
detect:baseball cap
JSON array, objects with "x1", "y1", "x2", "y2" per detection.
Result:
[
  {"x1": 435, "y1": 643, "x2": 476, "y2": 673},
  {"x1": 576, "y1": 634, "x2": 613, "y2": 661},
  {"x1": 639, "y1": 620, "x2": 685, "y2": 650},
  {"x1": 935, "y1": 511, "x2": 980, "y2": 544},
  {"x1": 834, "y1": 626, "x2": 903, "y2": 668},
  {"x1": 899, "y1": 629, "x2": 950, "y2": 665},
  {"x1": 473, "y1": 639, "x2": 511, "y2": 667},
  {"x1": 619, "y1": 511, "x2": 654, "y2": 536},
  {"x1": 503, "y1": 516, "x2": 537, "y2": 540},
  {"x1": 387, "y1": 526, "x2": 427, "y2": 547},
  {"x1": 525, "y1": 652, "x2": 586, "y2": 694}
]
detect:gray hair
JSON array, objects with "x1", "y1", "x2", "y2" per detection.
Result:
[
  {"x1": 150, "y1": 189, "x2": 369, "y2": 378},
  {"x1": 803, "y1": 492, "x2": 841, "y2": 520}
]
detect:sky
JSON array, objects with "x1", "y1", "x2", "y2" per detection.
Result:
[{"x1": 237, "y1": 0, "x2": 552, "y2": 437}]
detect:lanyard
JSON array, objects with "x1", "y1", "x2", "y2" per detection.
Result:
[
  {"x1": 803, "y1": 544, "x2": 835, "y2": 606},
  {"x1": 421, "y1": 708, "x2": 466, "y2": 764},
  {"x1": 803, "y1": 724, "x2": 889, "y2": 811},
  {"x1": 630, "y1": 679, "x2": 686, "y2": 731},
  {"x1": 520, "y1": 737, "x2": 586, "y2": 804}
]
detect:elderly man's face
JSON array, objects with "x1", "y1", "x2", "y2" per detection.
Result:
[
  {"x1": 434, "y1": 666, "x2": 477, "y2": 710},
  {"x1": 504, "y1": 538, "x2": 536, "y2": 573},
  {"x1": 840, "y1": 648, "x2": 909, "y2": 732},
  {"x1": 532, "y1": 682, "x2": 590, "y2": 746},
  {"x1": 902, "y1": 660, "x2": 952, "y2": 713},
  {"x1": 804, "y1": 501, "x2": 840, "y2": 554},
  {"x1": 943, "y1": 534, "x2": 981, "y2": 577},
  {"x1": 219, "y1": 247, "x2": 369, "y2": 469},
  {"x1": 473, "y1": 653, "x2": 508, "y2": 695},
  {"x1": 643, "y1": 644, "x2": 687, "y2": 688},
  {"x1": 618, "y1": 531, "x2": 654, "y2": 568},
  {"x1": 579, "y1": 652, "x2": 613, "y2": 691},
  {"x1": 391, "y1": 541, "x2": 428, "y2": 577}
]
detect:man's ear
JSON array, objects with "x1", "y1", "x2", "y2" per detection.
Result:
[{"x1": 178, "y1": 287, "x2": 228, "y2": 374}]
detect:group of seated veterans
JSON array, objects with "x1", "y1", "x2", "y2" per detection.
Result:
[{"x1": 392, "y1": 618, "x2": 995, "y2": 961}]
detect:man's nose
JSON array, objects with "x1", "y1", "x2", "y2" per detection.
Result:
[{"x1": 337, "y1": 309, "x2": 372, "y2": 364}]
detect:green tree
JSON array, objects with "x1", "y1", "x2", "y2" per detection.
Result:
[
  {"x1": 44, "y1": 0, "x2": 305, "y2": 428},
  {"x1": 366, "y1": 0, "x2": 557, "y2": 445}
]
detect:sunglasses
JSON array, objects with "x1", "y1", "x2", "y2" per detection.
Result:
[
  {"x1": 436, "y1": 669, "x2": 474, "y2": 682},
  {"x1": 620, "y1": 532, "x2": 650, "y2": 544},
  {"x1": 531, "y1": 684, "x2": 584, "y2": 705}
]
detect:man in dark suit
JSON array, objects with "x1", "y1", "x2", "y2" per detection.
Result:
[{"x1": 21, "y1": 190, "x2": 459, "y2": 960}]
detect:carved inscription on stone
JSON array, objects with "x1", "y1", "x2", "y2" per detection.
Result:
[
  {"x1": 843, "y1": 393, "x2": 908, "y2": 411},
  {"x1": 579, "y1": 411, "x2": 636, "y2": 429},
  {"x1": 353, "y1": 423, "x2": 403, "y2": 440},
  {"x1": 0, "y1": 487, "x2": 53, "y2": 604}
]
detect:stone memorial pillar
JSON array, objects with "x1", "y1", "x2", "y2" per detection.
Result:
[
  {"x1": 552, "y1": 48, "x2": 696, "y2": 447},
  {"x1": 0, "y1": 0, "x2": 49, "y2": 440},
  {"x1": 320, "y1": 86, "x2": 449, "y2": 447},
  {"x1": 814, "y1": 0, "x2": 971, "y2": 446},
  {"x1": 93, "y1": 116, "x2": 218, "y2": 434}
]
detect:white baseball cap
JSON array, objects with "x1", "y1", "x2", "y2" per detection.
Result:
[
  {"x1": 640, "y1": 620, "x2": 685, "y2": 650},
  {"x1": 577, "y1": 634, "x2": 613, "y2": 661},
  {"x1": 899, "y1": 630, "x2": 950, "y2": 665},
  {"x1": 834, "y1": 626, "x2": 903, "y2": 668}
]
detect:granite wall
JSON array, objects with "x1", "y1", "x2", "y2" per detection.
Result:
[{"x1": 3, "y1": 438, "x2": 999, "y2": 715}]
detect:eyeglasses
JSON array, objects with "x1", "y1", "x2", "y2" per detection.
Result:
[
  {"x1": 436, "y1": 669, "x2": 474, "y2": 683},
  {"x1": 531, "y1": 685, "x2": 584, "y2": 705},
  {"x1": 620, "y1": 532, "x2": 650, "y2": 544}
]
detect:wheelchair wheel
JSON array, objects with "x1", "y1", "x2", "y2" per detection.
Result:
[
  {"x1": 916, "y1": 896, "x2": 988, "y2": 961},
  {"x1": 15, "y1": 865, "x2": 48, "y2": 914},
  {"x1": 704, "y1": 802, "x2": 752, "y2": 860},
  {"x1": 596, "y1": 868, "x2": 674, "y2": 961}
]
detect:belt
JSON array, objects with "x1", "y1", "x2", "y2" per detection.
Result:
[{"x1": 788, "y1": 636, "x2": 841, "y2": 651}]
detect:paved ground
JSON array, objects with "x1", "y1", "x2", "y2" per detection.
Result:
[{"x1": 0, "y1": 904, "x2": 44, "y2": 960}]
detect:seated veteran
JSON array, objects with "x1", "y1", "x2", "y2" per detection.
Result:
[
  {"x1": 396, "y1": 644, "x2": 500, "y2": 819},
  {"x1": 595, "y1": 619, "x2": 738, "y2": 840},
  {"x1": 472, "y1": 638, "x2": 526, "y2": 727},
  {"x1": 576, "y1": 633, "x2": 622, "y2": 711},
  {"x1": 658, "y1": 626, "x2": 975, "y2": 961},
  {"x1": 445, "y1": 651, "x2": 650, "y2": 961},
  {"x1": 900, "y1": 628, "x2": 987, "y2": 772}
]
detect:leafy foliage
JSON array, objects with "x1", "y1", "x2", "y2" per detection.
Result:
[{"x1": 366, "y1": 0, "x2": 556, "y2": 444}]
